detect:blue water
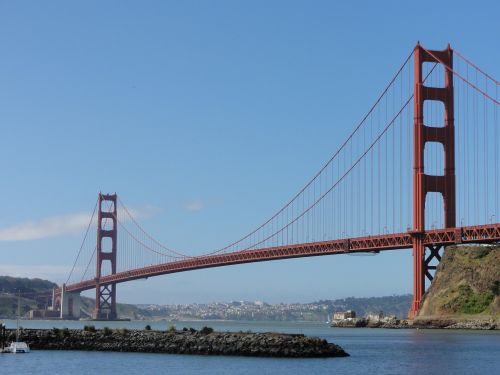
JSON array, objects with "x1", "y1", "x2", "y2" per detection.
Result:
[{"x1": 1, "y1": 320, "x2": 499, "y2": 374}]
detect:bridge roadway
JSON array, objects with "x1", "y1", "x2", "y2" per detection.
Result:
[{"x1": 65, "y1": 223, "x2": 500, "y2": 294}]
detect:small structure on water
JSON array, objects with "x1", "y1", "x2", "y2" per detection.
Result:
[
  {"x1": 365, "y1": 311, "x2": 384, "y2": 322},
  {"x1": 330, "y1": 310, "x2": 359, "y2": 327},
  {"x1": 332, "y1": 310, "x2": 356, "y2": 320},
  {"x1": 2, "y1": 292, "x2": 30, "y2": 353}
]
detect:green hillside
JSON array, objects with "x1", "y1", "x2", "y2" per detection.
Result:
[
  {"x1": 417, "y1": 245, "x2": 500, "y2": 320},
  {"x1": 0, "y1": 275, "x2": 149, "y2": 319},
  {"x1": 0, "y1": 276, "x2": 57, "y2": 294},
  {"x1": 0, "y1": 276, "x2": 56, "y2": 318}
]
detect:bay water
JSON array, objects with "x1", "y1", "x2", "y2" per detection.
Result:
[{"x1": 1, "y1": 319, "x2": 499, "y2": 374}]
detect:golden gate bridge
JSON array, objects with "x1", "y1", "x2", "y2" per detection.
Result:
[{"x1": 53, "y1": 43, "x2": 499, "y2": 320}]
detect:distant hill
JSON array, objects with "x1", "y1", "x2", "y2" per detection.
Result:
[
  {"x1": 138, "y1": 295, "x2": 413, "y2": 321},
  {"x1": 318, "y1": 295, "x2": 413, "y2": 318},
  {"x1": 0, "y1": 275, "x2": 150, "y2": 319},
  {"x1": 417, "y1": 245, "x2": 499, "y2": 321},
  {"x1": 0, "y1": 275, "x2": 413, "y2": 320},
  {"x1": 0, "y1": 276, "x2": 57, "y2": 294},
  {"x1": 0, "y1": 276, "x2": 56, "y2": 318},
  {"x1": 78, "y1": 296, "x2": 150, "y2": 320}
]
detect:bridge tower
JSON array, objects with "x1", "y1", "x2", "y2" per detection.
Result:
[
  {"x1": 410, "y1": 43, "x2": 456, "y2": 318},
  {"x1": 94, "y1": 193, "x2": 118, "y2": 320}
]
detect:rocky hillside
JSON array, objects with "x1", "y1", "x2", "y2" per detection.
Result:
[{"x1": 416, "y1": 245, "x2": 499, "y2": 324}]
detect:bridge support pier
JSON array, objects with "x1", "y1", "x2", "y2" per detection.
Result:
[
  {"x1": 410, "y1": 241, "x2": 444, "y2": 318},
  {"x1": 59, "y1": 284, "x2": 82, "y2": 319},
  {"x1": 424, "y1": 244, "x2": 442, "y2": 282},
  {"x1": 409, "y1": 43, "x2": 455, "y2": 318},
  {"x1": 410, "y1": 237, "x2": 425, "y2": 318},
  {"x1": 94, "y1": 193, "x2": 118, "y2": 320}
]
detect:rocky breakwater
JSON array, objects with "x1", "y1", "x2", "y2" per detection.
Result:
[
  {"x1": 331, "y1": 317, "x2": 412, "y2": 329},
  {"x1": 412, "y1": 318, "x2": 498, "y2": 330},
  {"x1": 5, "y1": 328, "x2": 349, "y2": 358}
]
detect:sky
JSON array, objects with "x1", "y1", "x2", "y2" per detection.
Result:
[{"x1": 0, "y1": 0, "x2": 498, "y2": 304}]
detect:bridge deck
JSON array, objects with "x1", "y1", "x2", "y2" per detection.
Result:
[{"x1": 65, "y1": 223, "x2": 500, "y2": 293}]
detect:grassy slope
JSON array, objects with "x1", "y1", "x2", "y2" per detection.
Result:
[{"x1": 418, "y1": 245, "x2": 500, "y2": 320}]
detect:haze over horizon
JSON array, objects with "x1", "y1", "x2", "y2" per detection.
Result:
[{"x1": 0, "y1": 0, "x2": 498, "y2": 305}]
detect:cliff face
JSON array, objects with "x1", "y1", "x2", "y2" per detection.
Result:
[{"x1": 417, "y1": 245, "x2": 500, "y2": 321}]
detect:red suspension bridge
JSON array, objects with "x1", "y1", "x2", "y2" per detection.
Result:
[{"x1": 53, "y1": 43, "x2": 500, "y2": 320}]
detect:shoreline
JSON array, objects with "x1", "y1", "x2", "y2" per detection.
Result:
[
  {"x1": 2, "y1": 316, "x2": 498, "y2": 330},
  {"x1": 330, "y1": 317, "x2": 499, "y2": 330}
]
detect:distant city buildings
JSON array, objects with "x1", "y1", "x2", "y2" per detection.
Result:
[{"x1": 136, "y1": 300, "x2": 334, "y2": 321}]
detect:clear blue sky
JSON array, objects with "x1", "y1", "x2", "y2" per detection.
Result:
[{"x1": 0, "y1": 0, "x2": 498, "y2": 304}]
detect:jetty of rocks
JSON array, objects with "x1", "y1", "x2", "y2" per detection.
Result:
[{"x1": 4, "y1": 328, "x2": 349, "y2": 358}]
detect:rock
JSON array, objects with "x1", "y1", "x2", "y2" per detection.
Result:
[{"x1": 412, "y1": 318, "x2": 497, "y2": 330}]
